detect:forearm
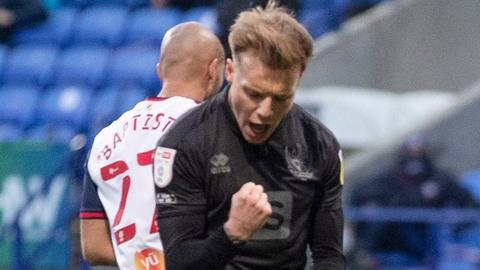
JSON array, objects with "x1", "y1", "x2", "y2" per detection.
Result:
[
  {"x1": 166, "y1": 227, "x2": 238, "y2": 270},
  {"x1": 80, "y1": 219, "x2": 117, "y2": 266},
  {"x1": 312, "y1": 253, "x2": 346, "y2": 270},
  {"x1": 311, "y1": 209, "x2": 346, "y2": 270},
  {"x1": 82, "y1": 249, "x2": 117, "y2": 266},
  {"x1": 158, "y1": 213, "x2": 238, "y2": 270}
]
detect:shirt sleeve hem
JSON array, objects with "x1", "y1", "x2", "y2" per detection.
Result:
[{"x1": 79, "y1": 211, "x2": 107, "y2": 219}]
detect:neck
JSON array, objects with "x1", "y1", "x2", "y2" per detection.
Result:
[{"x1": 159, "y1": 80, "x2": 205, "y2": 102}]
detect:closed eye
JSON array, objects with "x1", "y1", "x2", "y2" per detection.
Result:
[
  {"x1": 273, "y1": 95, "x2": 291, "y2": 102},
  {"x1": 245, "y1": 87, "x2": 263, "y2": 100}
]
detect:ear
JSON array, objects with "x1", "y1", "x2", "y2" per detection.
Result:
[
  {"x1": 156, "y1": 63, "x2": 163, "y2": 81},
  {"x1": 204, "y1": 58, "x2": 219, "y2": 93},
  {"x1": 225, "y1": 58, "x2": 234, "y2": 83},
  {"x1": 208, "y1": 58, "x2": 219, "y2": 81}
]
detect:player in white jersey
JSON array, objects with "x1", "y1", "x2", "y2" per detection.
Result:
[{"x1": 79, "y1": 22, "x2": 225, "y2": 270}]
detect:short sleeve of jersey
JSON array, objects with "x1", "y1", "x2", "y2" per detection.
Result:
[
  {"x1": 155, "y1": 140, "x2": 207, "y2": 218},
  {"x1": 80, "y1": 167, "x2": 106, "y2": 219},
  {"x1": 318, "y1": 133, "x2": 344, "y2": 210}
]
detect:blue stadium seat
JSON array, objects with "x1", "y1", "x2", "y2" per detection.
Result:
[
  {"x1": 89, "y1": 85, "x2": 121, "y2": 136},
  {"x1": 84, "y1": 0, "x2": 125, "y2": 6},
  {"x1": 456, "y1": 170, "x2": 480, "y2": 255},
  {"x1": 0, "y1": 84, "x2": 40, "y2": 129},
  {"x1": 62, "y1": 0, "x2": 89, "y2": 7},
  {"x1": 181, "y1": 6, "x2": 218, "y2": 32},
  {"x1": 11, "y1": 7, "x2": 77, "y2": 47},
  {"x1": 0, "y1": 44, "x2": 8, "y2": 83},
  {"x1": 460, "y1": 170, "x2": 480, "y2": 203},
  {"x1": 302, "y1": 0, "x2": 331, "y2": 9},
  {"x1": 87, "y1": 84, "x2": 147, "y2": 137},
  {"x1": 54, "y1": 46, "x2": 110, "y2": 88},
  {"x1": 3, "y1": 45, "x2": 58, "y2": 88},
  {"x1": 116, "y1": 85, "x2": 147, "y2": 114},
  {"x1": 124, "y1": 0, "x2": 149, "y2": 8},
  {"x1": 107, "y1": 46, "x2": 160, "y2": 90},
  {"x1": 72, "y1": 5, "x2": 128, "y2": 47},
  {"x1": 125, "y1": 7, "x2": 181, "y2": 46},
  {"x1": 0, "y1": 123, "x2": 23, "y2": 142},
  {"x1": 26, "y1": 124, "x2": 78, "y2": 143},
  {"x1": 38, "y1": 85, "x2": 94, "y2": 129},
  {"x1": 63, "y1": 0, "x2": 148, "y2": 8},
  {"x1": 299, "y1": 4, "x2": 342, "y2": 38},
  {"x1": 333, "y1": 0, "x2": 387, "y2": 21}
]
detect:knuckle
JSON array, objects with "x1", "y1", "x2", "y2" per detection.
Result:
[
  {"x1": 265, "y1": 203, "x2": 273, "y2": 215},
  {"x1": 244, "y1": 182, "x2": 255, "y2": 189},
  {"x1": 237, "y1": 193, "x2": 248, "y2": 202}
]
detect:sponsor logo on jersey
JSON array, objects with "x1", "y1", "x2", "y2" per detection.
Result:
[
  {"x1": 209, "y1": 153, "x2": 231, "y2": 175},
  {"x1": 100, "y1": 160, "x2": 129, "y2": 181},
  {"x1": 285, "y1": 144, "x2": 314, "y2": 180},
  {"x1": 156, "y1": 192, "x2": 177, "y2": 204},
  {"x1": 153, "y1": 147, "x2": 177, "y2": 188},
  {"x1": 251, "y1": 191, "x2": 292, "y2": 240},
  {"x1": 134, "y1": 248, "x2": 165, "y2": 270},
  {"x1": 114, "y1": 223, "x2": 136, "y2": 245}
]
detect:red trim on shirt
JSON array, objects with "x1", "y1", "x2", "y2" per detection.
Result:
[
  {"x1": 112, "y1": 176, "x2": 131, "y2": 227},
  {"x1": 145, "y1": 96, "x2": 169, "y2": 101},
  {"x1": 137, "y1": 149, "x2": 155, "y2": 166},
  {"x1": 146, "y1": 96, "x2": 201, "y2": 104},
  {"x1": 80, "y1": 211, "x2": 107, "y2": 219}
]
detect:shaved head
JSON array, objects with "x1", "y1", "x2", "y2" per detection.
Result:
[{"x1": 159, "y1": 22, "x2": 224, "y2": 82}]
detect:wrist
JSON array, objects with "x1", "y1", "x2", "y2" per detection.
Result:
[{"x1": 223, "y1": 221, "x2": 247, "y2": 245}]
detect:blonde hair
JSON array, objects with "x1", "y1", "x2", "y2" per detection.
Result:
[{"x1": 228, "y1": 1, "x2": 313, "y2": 72}]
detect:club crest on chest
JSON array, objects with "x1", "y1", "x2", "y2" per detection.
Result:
[{"x1": 285, "y1": 144, "x2": 314, "y2": 180}]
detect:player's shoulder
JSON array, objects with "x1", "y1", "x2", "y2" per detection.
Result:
[
  {"x1": 147, "y1": 96, "x2": 198, "y2": 115},
  {"x1": 157, "y1": 92, "x2": 225, "y2": 148},
  {"x1": 291, "y1": 104, "x2": 337, "y2": 139},
  {"x1": 290, "y1": 104, "x2": 340, "y2": 151},
  {"x1": 87, "y1": 99, "x2": 149, "y2": 159},
  {"x1": 91, "y1": 101, "x2": 141, "y2": 143}
]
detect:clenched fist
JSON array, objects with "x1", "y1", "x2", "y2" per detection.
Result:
[{"x1": 224, "y1": 182, "x2": 272, "y2": 243}]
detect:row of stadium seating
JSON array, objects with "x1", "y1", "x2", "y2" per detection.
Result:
[
  {"x1": 12, "y1": 6, "x2": 217, "y2": 48},
  {"x1": 0, "y1": 44, "x2": 160, "y2": 89},
  {"x1": 0, "y1": 83, "x2": 149, "y2": 143},
  {"x1": 13, "y1": 0, "x2": 385, "y2": 47},
  {"x1": 0, "y1": 0, "x2": 389, "y2": 144},
  {"x1": 62, "y1": 0, "x2": 151, "y2": 9}
]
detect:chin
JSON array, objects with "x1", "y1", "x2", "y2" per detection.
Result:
[
  {"x1": 242, "y1": 128, "x2": 269, "y2": 144},
  {"x1": 245, "y1": 135, "x2": 268, "y2": 145}
]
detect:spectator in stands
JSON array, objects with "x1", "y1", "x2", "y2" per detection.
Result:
[
  {"x1": 350, "y1": 134, "x2": 479, "y2": 266},
  {"x1": 215, "y1": 0, "x2": 299, "y2": 58},
  {"x1": 0, "y1": 0, "x2": 47, "y2": 42}
]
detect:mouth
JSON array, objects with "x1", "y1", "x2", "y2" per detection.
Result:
[{"x1": 249, "y1": 123, "x2": 269, "y2": 135}]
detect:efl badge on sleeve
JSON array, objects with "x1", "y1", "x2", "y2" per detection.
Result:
[{"x1": 153, "y1": 147, "x2": 177, "y2": 188}]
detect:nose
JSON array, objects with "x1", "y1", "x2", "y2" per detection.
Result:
[{"x1": 256, "y1": 96, "x2": 274, "y2": 119}]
